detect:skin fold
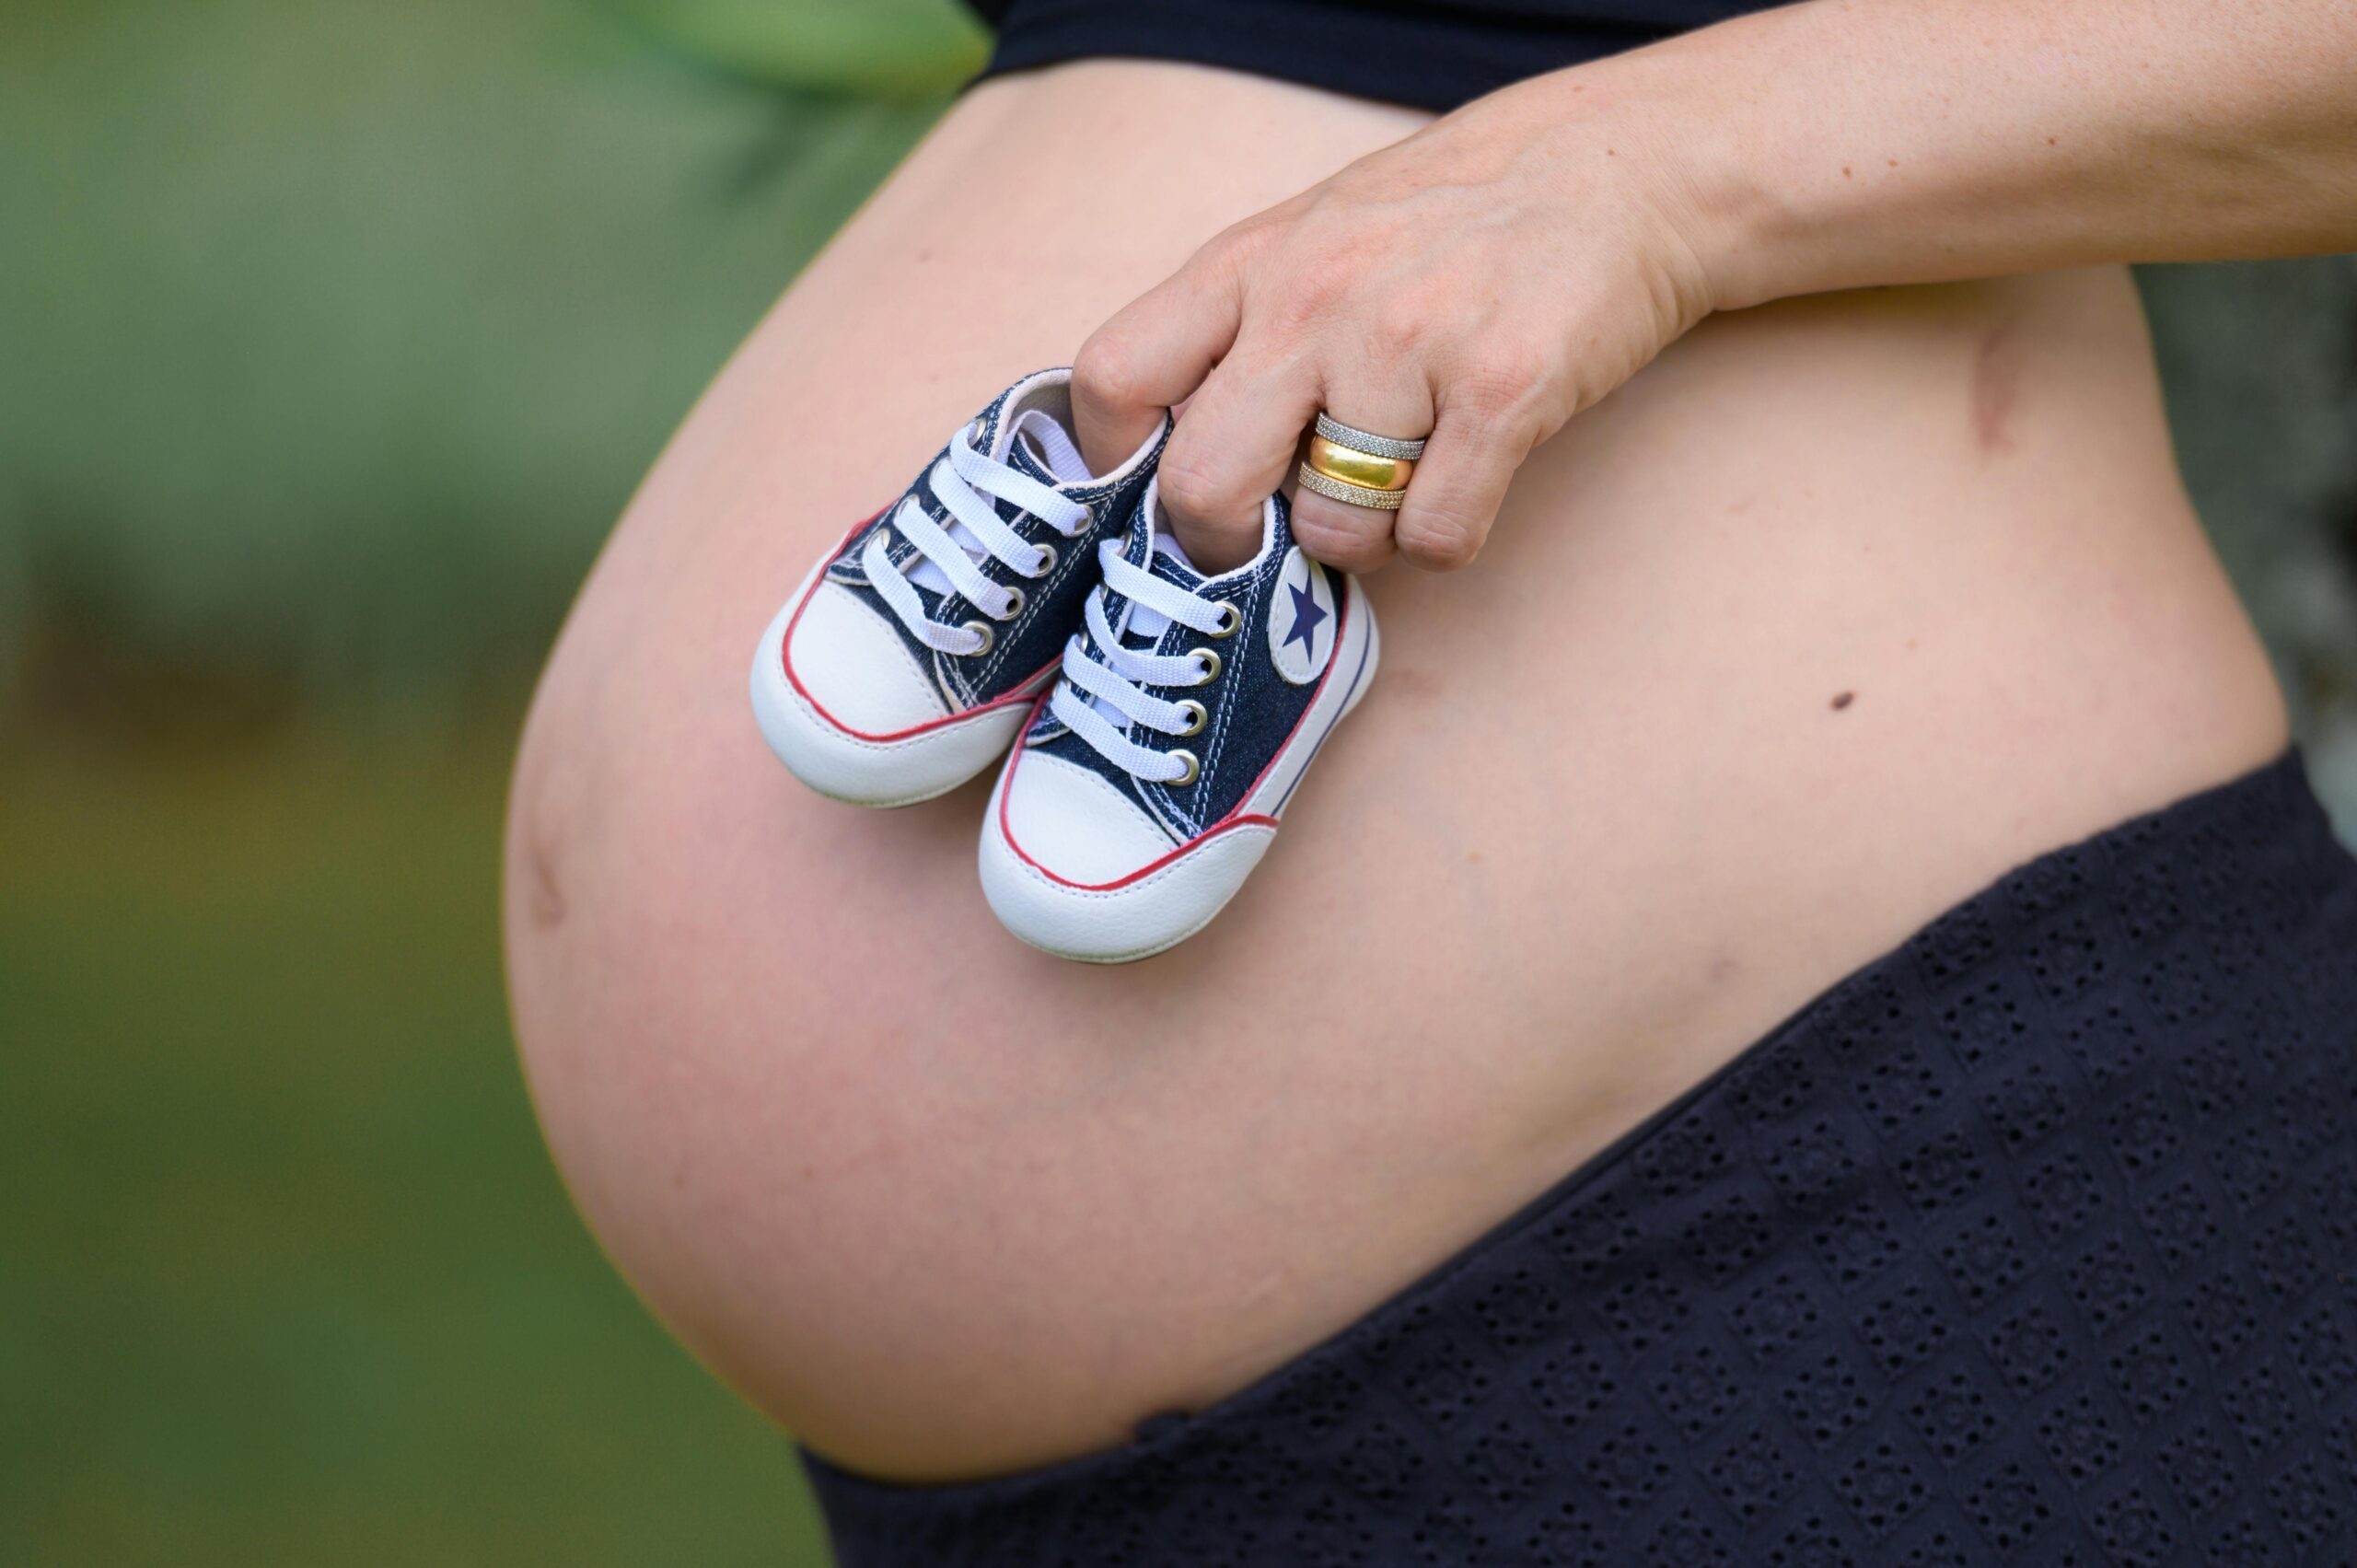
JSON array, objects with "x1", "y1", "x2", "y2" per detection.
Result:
[{"x1": 505, "y1": 23, "x2": 2316, "y2": 1480}]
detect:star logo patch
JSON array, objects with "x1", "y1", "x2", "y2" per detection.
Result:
[
  {"x1": 1282, "y1": 578, "x2": 1328, "y2": 656},
  {"x1": 1267, "y1": 546, "x2": 1336, "y2": 686}
]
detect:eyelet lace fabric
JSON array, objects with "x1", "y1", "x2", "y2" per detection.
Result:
[{"x1": 804, "y1": 750, "x2": 2357, "y2": 1568}]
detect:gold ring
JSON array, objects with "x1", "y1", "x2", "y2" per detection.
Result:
[
  {"x1": 1306, "y1": 434, "x2": 1413, "y2": 493},
  {"x1": 1297, "y1": 463, "x2": 1406, "y2": 511}
]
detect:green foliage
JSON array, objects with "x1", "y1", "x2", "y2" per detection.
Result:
[
  {"x1": 0, "y1": 741, "x2": 833, "y2": 1564},
  {"x1": 0, "y1": 3, "x2": 961, "y2": 1557},
  {"x1": 2140, "y1": 259, "x2": 2357, "y2": 834},
  {"x1": 609, "y1": 0, "x2": 990, "y2": 98},
  {"x1": 0, "y1": 0, "x2": 945, "y2": 736}
]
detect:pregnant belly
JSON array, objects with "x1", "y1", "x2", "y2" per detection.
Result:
[{"x1": 504, "y1": 257, "x2": 2286, "y2": 1481}]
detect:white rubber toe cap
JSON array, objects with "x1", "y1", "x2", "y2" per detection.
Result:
[
  {"x1": 786, "y1": 578, "x2": 951, "y2": 736},
  {"x1": 979, "y1": 749, "x2": 1276, "y2": 964},
  {"x1": 1000, "y1": 752, "x2": 1181, "y2": 885},
  {"x1": 749, "y1": 575, "x2": 1031, "y2": 808}
]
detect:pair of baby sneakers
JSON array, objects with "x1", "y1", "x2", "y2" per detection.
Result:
[{"x1": 749, "y1": 368, "x2": 1379, "y2": 963}]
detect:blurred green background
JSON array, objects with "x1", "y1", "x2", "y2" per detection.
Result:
[
  {"x1": 2, "y1": 1, "x2": 2352, "y2": 1563},
  {"x1": 1, "y1": 1, "x2": 983, "y2": 1562}
]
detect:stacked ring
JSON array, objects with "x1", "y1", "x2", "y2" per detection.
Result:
[{"x1": 1298, "y1": 412, "x2": 1430, "y2": 512}]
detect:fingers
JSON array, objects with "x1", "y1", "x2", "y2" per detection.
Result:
[
  {"x1": 1387, "y1": 390, "x2": 1540, "y2": 572},
  {"x1": 1286, "y1": 485, "x2": 1398, "y2": 575},
  {"x1": 1070, "y1": 238, "x2": 1248, "y2": 477},
  {"x1": 1075, "y1": 219, "x2": 1546, "y2": 576},
  {"x1": 1285, "y1": 381, "x2": 1438, "y2": 575},
  {"x1": 1156, "y1": 348, "x2": 1323, "y2": 571}
]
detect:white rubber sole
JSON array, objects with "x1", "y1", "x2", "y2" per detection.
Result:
[
  {"x1": 978, "y1": 589, "x2": 1379, "y2": 963},
  {"x1": 749, "y1": 587, "x2": 1043, "y2": 809}
]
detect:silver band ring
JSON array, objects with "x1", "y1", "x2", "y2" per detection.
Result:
[
  {"x1": 1315, "y1": 412, "x2": 1427, "y2": 461},
  {"x1": 1297, "y1": 464, "x2": 1407, "y2": 511}
]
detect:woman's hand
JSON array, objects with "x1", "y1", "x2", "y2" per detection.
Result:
[
  {"x1": 1070, "y1": 70, "x2": 1721, "y2": 573},
  {"x1": 1070, "y1": 0, "x2": 2357, "y2": 575}
]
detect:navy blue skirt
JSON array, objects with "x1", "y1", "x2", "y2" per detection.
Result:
[{"x1": 804, "y1": 750, "x2": 2357, "y2": 1566}]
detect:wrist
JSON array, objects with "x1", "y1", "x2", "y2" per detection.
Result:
[
  {"x1": 1508, "y1": 42, "x2": 1800, "y2": 318},
  {"x1": 1649, "y1": 67, "x2": 1801, "y2": 313}
]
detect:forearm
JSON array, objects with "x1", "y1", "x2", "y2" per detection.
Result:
[
  {"x1": 1070, "y1": 0, "x2": 2357, "y2": 564},
  {"x1": 1569, "y1": 0, "x2": 2357, "y2": 308}
]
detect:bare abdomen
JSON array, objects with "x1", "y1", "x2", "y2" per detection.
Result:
[{"x1": 502, "y1": 64, "x2": 2287, "y2": 1481}]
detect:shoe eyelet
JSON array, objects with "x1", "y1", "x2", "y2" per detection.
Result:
[
  {"x1": 1026, "y1": 541, "x2": 1058, "y2": 579},
  {"x1": 1066, "y1": 505, "x2": 1093, "y2": 537},
  {"x1": 1172, "y1": 699, "x2": 1207, "y2": 737},
  {"x1": 960, "y1": 620, "x2": 994, "y2": 656},
  {"x1": 1207, "y1": 601, "x2": 1241, "y2": 638},
  {"x1": 1167, "y1": 749, "x2": 1200, "y2": 787},
  {"x1": 997, "y1": 584, "x2": 1027, "y2": 621},
  {"x1": 1190, "y1": 648, "x2": 1221, "y2": 684}
]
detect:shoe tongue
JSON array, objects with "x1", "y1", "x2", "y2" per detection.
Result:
[
  {"x1": 1067, "y1": 498, "x2": 1182, "y2": 729},
  {"x1": 1128, "y1": 486, "x2": 1283, "y2": 602},
  {"x1": 1074, "y1": 488, "x2": 1259, "y2": 730},
  {"x1": 1128, "y1": 532, "x2": 1202, "y2": 640},
  {"x1": 1111, "y1": 491, "x2": 1201, "y2": 647},
  {"x1": 1151, "y1": 529, "x2": 1202, "y2": 575},
  {"x1": 1004, "y1": 408, "x2": 1094, "y2": 486},
  {"x1": 905, "y1": 406, "x2": 1097, "y2": 598}
]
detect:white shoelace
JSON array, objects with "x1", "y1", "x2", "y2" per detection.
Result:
[
  {"x1": 863, "y1": 415, "x2": 1094, "y2": 656},
  {"x1": 1050, "y1": 540, "x2": 1231, "y2": 785}
]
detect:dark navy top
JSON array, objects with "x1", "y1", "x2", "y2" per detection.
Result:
[{"x1": 964, "y1": 0, "x2": 1783, "y2": 111}]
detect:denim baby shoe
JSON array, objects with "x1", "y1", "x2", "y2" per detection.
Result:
[
  {"x1": 752, "y1": 368, "x2": 1168, "y2": 806},
  {"x1": 980, "y1": 478, "x2": 1379, "y2": 962}
]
